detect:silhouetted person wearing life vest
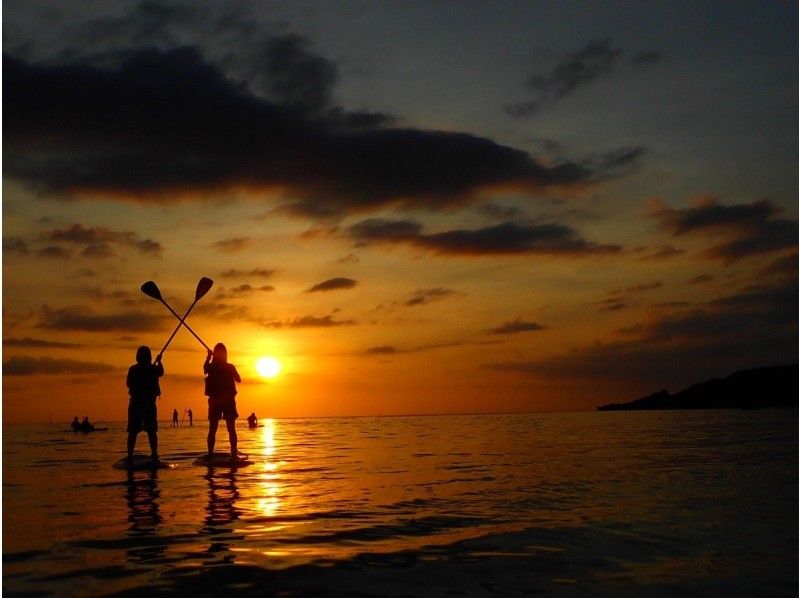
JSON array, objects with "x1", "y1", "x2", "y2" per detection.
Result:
[
  {"x1": 204, "y1": 343, "x2": 241, "y2": 457},
  {"x1": 126, "y1": 346, "x2": 163, "y2": 463}
]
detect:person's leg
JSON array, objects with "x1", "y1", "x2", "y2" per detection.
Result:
[
  {"x1": 225, "y1": 418, "x2": 238, "y2": 455},
  {"x1": 207, "y1": 419, "x2": 219, "y2": 455},
  {"x1": 147, "y1": 429, "x2": 158, "y2": 459},
  {"x1": 126, "y1": 402, "x2": 137, "y2": 459},
  {"x1": 127, "y1": 432, "x2": 136, "y2": 459}
]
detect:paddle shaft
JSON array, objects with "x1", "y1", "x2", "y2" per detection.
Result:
[{"x1": 157, "y1": 297, "x2": 210, "y2": 357}]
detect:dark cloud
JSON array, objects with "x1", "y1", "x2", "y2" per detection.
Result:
[
  {"x1": 211, "y1": 237, "x2": 250, "y2": 253},
  {"x1": 596, "y1": 298, "x2": 629, "y2": 312},
  {"x1": 337, "y1": 253, "x2": 360, "y2": 265},
  {"x1": 486, "y1": 319, "x2": 545, "y2": 334},
  {"x1": 651, "y1": 197, "x2": 797, "y2": 262},
  {"x1": 3, "y1": 337, "x2": 81, "y2": 348},
  {"x1": 306, "y1": 277, "x2": 357, "y2": 293},
  {"x1": 688, "y1": 274, "x2": 713, "y2": 285},
  {"x1": 38, "y1": 306, "x2": 167, "y2": 332},
  {"x1": 3, "y1": 355, "x2": 117, "y2": 375},
  {"x1": 3, "y1": 237, "x2": 29, "y2": 256},
  {"x1": 262, "y1": 315, "x2": 356, "y2": 328},
  {"x1": 609, "y1": 281, "x2": 662, "y2": 296},
  {"x1": 405, "y1": 288, "x2": 459, "y2": 306},
  {"x1": 361, "y1": 341, "x2": 464, "y2": 356},
  {"x1": 349, "y1": 219, "x2": 621, "y2": 256},
  {"x1": 759, "y1": 255, "x2": 798, "y2": 278},
  {"x1": 364, "y1": 345, "x2": 398, "y2": 355},
  {"x1": 5, "y1": 48, "x2": 632, "y2": 215},
  {"x1": 219, "y1": 268, "x2": 275, "y2": 279},
  {"x1": 475, "y1": 202, "x2": 526, "y2": 220},
  {"x1": 637, "y1": 245, "x2": 686, "y2": 261},
  {"x1": 215, "y1": 284, "x2": 275, "y2": 299},
  {"x1": 630, "y1": 51, "x2": 662, "y2": 67},
  {"x1": 36, "y1": 246, "x2": 72, "y2": 259},
  {"x1": 505, "y1": 38, "x2": 659, "y2": 117},
  {"x1": 489, "y1": 278, "x2": 797, "y2": 389},
  {"x1": 594, "y1": 280, "x2": 663, "y2": 312},
  {"x1": 42, "y1": 223, "x2": 162, "y2": 257}
]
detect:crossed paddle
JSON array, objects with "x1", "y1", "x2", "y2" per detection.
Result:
[{"x1": 141, "y1": 277, "x2": 213, "y2": 361}]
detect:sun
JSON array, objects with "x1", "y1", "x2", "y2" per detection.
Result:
[{"x1": 255, "y1": 356, "x2": 282, "y2": 379}]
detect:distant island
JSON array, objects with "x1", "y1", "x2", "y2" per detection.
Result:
[{"x1": 597, "y1": 364, "x2": 798, "y2": 411}]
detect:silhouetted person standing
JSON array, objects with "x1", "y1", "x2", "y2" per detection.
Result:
[
  {"x1": 172, "y1": 409, "x2": 179, "y2": 427},
  {"x1": 187, "y1": 409, "x2": 193, "y2": 427},
  {"x1": 204, "y1": 343, "x2": 241, "y2": 457},
  {"x1": 126, "y1": 346, "x2": 163, "y2": 463}
]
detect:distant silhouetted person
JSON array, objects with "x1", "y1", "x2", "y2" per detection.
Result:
[
  {"x1": 126, "y1": 346, "x2": 164, "y2": 463},
  {"x1": 204, "y1": 343, "x2": 241, "y2": 457},
  {"x1": 247, "y1": 412, "x2": 258, "y2": 428},
  {"x1": 187, "y1": 408, "x2": 193, "y2": 427},
  {"x1": 81, "y1": 416, "x2": 94, "y2": 432},
  {"x1": 71, "y1": 416, "x2": 81, "y2": 431},
  {"x1": 172, "y1": 409, "x2": 179, "y2": 427}
]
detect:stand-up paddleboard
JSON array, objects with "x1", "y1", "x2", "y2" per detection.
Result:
[
  {"x1": 192, "y1": 452, "x2": 252, "y2": 467},
  {"x1": 112, "y1": 454, "x2": 174, "y2": 470}
]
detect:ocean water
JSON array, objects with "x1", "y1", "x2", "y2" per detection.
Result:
[{"x1": 2, "y1": 411, "x2": 797, "y2": 596}]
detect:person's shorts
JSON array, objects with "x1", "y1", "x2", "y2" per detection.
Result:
[
  {"x1": 127, "y1": 400, "x2": 157, "y2": 433},
  {"x1": 208, "y1": 396, "x2": 238, "y2": 422}
]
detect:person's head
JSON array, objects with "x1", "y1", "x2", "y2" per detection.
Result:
[
  {"x1": 212, "y1": 342, "x2": 228, "y2": 363},
  {"x1": 136, "y1": 346, "x2": 152, "y2": 365}
]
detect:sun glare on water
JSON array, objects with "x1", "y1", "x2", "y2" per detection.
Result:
[{"x1": 255, "y1": 356, "x2": 282, "y2": 379}]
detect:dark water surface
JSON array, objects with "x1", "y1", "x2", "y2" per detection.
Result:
[{"x1": 3, "y1": 411, "x2": 797, "y2": 596}]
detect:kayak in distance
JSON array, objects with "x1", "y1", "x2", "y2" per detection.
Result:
[
  {"x1": 112, "y1": 454, "x2": 174, "y2": 471},
  {"x1": 192, "y1": 452, "x2": 252, "y2": 467},
  {"x1": 67, "y1": 427, "x2": 109, "y2": 433}
]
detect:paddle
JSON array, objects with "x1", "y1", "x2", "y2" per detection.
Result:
[{"x1": 142, "y1": 278, "x2": 213, "y2": 358}]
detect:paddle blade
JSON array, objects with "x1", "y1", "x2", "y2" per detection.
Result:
[
  {"x1": 141, "y1": 281, "x2": 162, "y2": 301},
  {"x1": 195, "y1": 277, "x2": 214, "y2": 300}
]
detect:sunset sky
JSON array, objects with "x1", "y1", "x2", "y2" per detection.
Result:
[{"x1": 3, "y1": 1, "x2": 797, "y2": 423}]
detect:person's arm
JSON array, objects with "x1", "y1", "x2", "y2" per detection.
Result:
[
  {"x1": 204, "y1": 349, "x2": 212, "y2": 374},
  {"x1": 154, "y1": 357, "x2": 164, "y2": 377},
  {"x1": 232, "y1": 365, "x2": 242, "y2": 383},
  {"x1": 126, "y1": 366, "x2": 133, "y2": 390}
]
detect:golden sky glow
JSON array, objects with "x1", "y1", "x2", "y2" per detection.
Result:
[{"x1": 2, "y1": 2, "x2": 797, "y2": 423}]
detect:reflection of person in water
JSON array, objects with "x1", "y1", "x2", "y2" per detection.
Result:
[
  {"x1": 202, "y1": 470, "x2": 240, "y2": 563},
  {"x1": 247, "y1": 412, "x2": 258, "y2": 428},
  {"x1": 204, "y1": 343, "x2": 241, "y2": 457},
  {"x1": 124, "y1": 470, "x2": 164, "y2": 563}
]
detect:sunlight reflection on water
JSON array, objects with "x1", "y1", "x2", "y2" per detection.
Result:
[{"x1": 2, "y1": 411, "x2": 797, "y2": 596}]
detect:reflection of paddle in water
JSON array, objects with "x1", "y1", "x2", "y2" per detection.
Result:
[{"x1": 124, "y1": 469, "x2": 165, "y2": 563}]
